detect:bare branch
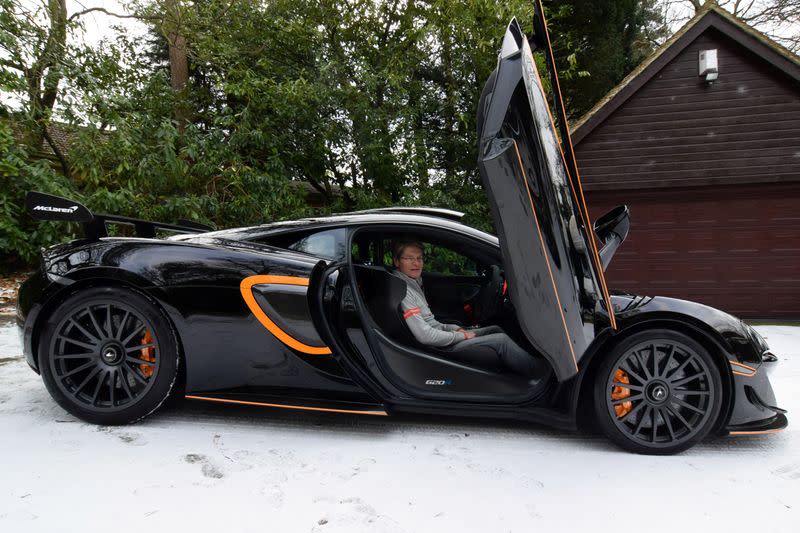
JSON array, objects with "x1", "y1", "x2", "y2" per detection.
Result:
[
  {"x1": 738, "y1": 0, "x2": 759, "y2": 19},
  {"x1": 0, "y1": 58, "x2": 26, "y2": 72},
  {"x1": 67, "y1": 7, "x2": 160, "y2": 22}
]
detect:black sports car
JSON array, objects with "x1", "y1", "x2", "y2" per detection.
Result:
[{"x1": 16, "y1": 9, "x2": 786, "y2": 454}]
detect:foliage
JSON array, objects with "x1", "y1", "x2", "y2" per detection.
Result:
[
  {"x1": 423, "y1": 245, "x2": 479, "y2": 277},
  {"x1": 0, "y1": 0, "x2": 664, "y2": 270},
  {"x1": 546, "y1": 0, "x2": 666, "y2": 116},
  {"x1": 0, "y1": 121, "x2": 78, "y2": 268}
]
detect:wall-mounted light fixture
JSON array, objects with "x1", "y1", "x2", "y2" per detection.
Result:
[{"x1": 699, "y1": 49, "x2": 718, "y2": 83}]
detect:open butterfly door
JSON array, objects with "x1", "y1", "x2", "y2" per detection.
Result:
[{"x1": 477, "y1": 14, "x2": 617, "y2": 381}]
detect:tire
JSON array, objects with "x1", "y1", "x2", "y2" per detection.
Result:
[
  {"x1": 593, "y1": 330, "x2": 723, "y2": 455},
  {"x1": 39, "y1": 286, "x2": 179, "y2": 425}
]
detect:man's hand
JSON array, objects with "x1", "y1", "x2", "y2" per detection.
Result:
[{"x1": 458, "y1": 328, "x2": 476, "y2": 340}]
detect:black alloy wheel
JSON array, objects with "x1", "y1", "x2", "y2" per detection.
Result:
[
  {"x1": 594, "y1": 330, "x2": 723, "y2": 455},
  {"x1": 40, "y1": 287, "x2": 179, "y2": 425}
]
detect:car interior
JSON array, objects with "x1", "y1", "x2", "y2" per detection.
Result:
[
  {"x1": 259, "y1": 224, "x2": 553, "y2": 401},
  {"x1": 351, "y1": 229, "x2": 503, "y2": 329},
  {"x1": 345, "y1": 227, "x2": 552, "y2": 401}
]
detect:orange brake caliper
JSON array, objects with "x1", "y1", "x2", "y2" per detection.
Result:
[
  {"x1": 611, "y1": 369, "x2": 633, "y2": 417},
  {"x1": 139, "y1": 330, "x2": 156, "y2": 378}
]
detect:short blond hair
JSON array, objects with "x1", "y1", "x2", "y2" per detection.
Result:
[{"x1": 392, "y1": 239, "x2": 424, "y2": 260}]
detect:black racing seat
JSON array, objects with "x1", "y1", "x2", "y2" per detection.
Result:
[{"x1": 354, "y1": 265, "x2": 507, "y2": 373}]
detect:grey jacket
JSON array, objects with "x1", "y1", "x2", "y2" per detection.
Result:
[{"x1": 391, "y1": 270, "x2": 467, "y2": 347}]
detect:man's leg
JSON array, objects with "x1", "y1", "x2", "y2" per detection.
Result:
[
  {"x1": 451, "y1": 332, "x2": 543, "y2": 376},
  {"x1": 471, "y1": 325, "x2": 503, "y2": 337}
]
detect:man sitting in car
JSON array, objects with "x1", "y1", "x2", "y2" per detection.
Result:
[{"x1": 390, "y1": 238, "x2": 545, "y2": 377}]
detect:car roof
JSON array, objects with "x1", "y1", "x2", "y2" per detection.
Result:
[{"x1": 171, "y1": 212, "x2": 499, "y2": 245}]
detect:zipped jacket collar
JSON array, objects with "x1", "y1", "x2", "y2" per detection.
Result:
[{"x1": 392, "y1": 269, "x2": 424, "y2": 296}]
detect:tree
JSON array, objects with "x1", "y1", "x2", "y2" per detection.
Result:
[
  {"x1": 1, "y1": 0, "x2": 666, "y2": 269},
  {"x1": 0, "y1": 119, "x2": 74, "y2": 269},
  {"x1": 1, "y1": 0, "x2": 68, "y2": 165},
  {"x1": 545, "y1": 0, "x2": 668, "y2": 117}
]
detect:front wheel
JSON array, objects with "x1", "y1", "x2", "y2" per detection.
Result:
[
  {"x1": 39, "y1": 286, "x2": 179, "y2": 425},
  {"x1": 593, "y1": 330, "x2": 723, "y2": 455}
]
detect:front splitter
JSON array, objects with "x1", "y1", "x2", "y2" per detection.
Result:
[{"x1": 727, "y1": 412, "x2": 788, "y2": 436}]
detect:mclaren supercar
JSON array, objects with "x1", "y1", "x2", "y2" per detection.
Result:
[{"x1": 17, "y1": 7, "x2": 786, "y2": 454}]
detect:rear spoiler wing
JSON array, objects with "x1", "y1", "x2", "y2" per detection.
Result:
[{"x1": 26, "y1": 191, "x2": 215, "y2": 240}]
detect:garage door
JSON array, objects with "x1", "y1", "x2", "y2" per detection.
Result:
[{"x1": 587, "y1": 182, "x2": 800, "y2": 318}]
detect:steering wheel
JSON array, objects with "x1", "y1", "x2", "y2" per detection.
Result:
[{"x1": 473, "y1": 264, "x2": 505, "y2": 322}]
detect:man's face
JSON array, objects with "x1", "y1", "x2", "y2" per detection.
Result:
[{"x1": 394, "y1": 245, "x2": 424, "y2": 279}]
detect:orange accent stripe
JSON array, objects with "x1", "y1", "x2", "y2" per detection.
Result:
[
  {"x1": 527, "y1": 13, "x2": 617, "y2": 330},
  {"x1": 729, "y1": 428, "x2": 784, "y2": 436},
  {"x1": 185, "y1": 395, "x2": 388, "y2": 416},
  {"x1": 240, "y1": 275, "x2": 332, "y2": 355},
  {"x1": 729, "y1": 360, "x2": 757, "y2": 377},
  {"x1": 513, "y1": 140, "x2": 578, "y2": 372},
  {"x1": 403, "y1": 308, "x2": 421, "y2": 319}
]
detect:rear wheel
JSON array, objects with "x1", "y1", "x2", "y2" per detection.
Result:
[
  {"x1": 593, "y1": 330, "x2": 722, "y2": 455},
  {"x1": 39, "y1": 286, "x2": 179, "y2": 425}
]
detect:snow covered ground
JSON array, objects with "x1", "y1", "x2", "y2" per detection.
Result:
[{"x1": 0, "y1": 317, "x2": 797, "y2": 532}]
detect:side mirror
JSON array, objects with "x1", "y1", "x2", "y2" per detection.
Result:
[{"x1": 593, "y1": 205, "x2": 630, "y2": 271}]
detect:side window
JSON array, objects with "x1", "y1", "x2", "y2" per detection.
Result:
[
  {"x1": 351, "y1": 237, "x2": 377, "y2": 265},
  {"x1": 261, "y1": 228, "x2": 347, "y2": 260},
  {"x1": 381, "y1": 238, "x2": 479, "y2": 276},
  {"x1": 424, "y1": 246, "x2": 479, "y2": 276},
  {"x1": 288, "y1": 228, "x2": 347, "y2": 260}
]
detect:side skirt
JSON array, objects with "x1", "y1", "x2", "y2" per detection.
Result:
[
  {"x1": 185, "y1": 393, "x2": 389, "y2": 416},
  {"x1": 387, "y1": 398, "x2": 578, "y2": 431},
  {"x1": 183, "y1": 393, "x2": 578, "y2": 430}
]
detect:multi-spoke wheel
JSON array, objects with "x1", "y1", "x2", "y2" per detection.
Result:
[
  {"x1": 594, "y1": 330, "x2": 723, "y2": 455},
  {"x1": 39, "y1": 287, "x2": 179, "y2": 425}
]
